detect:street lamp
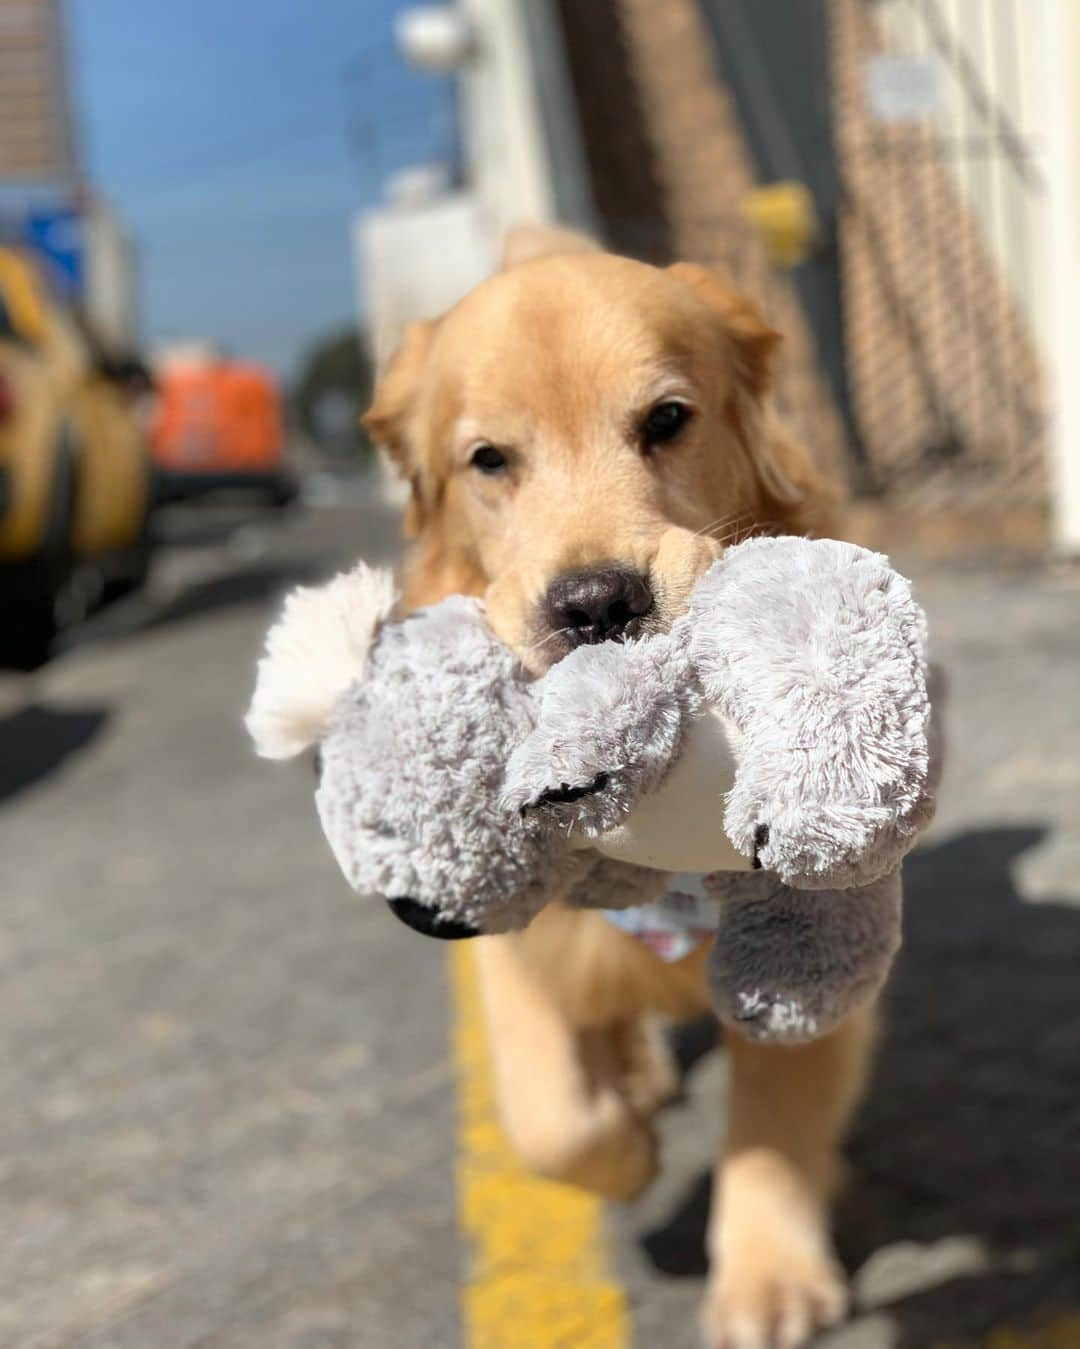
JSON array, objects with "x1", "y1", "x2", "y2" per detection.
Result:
[{"x1": 395, "y1": 7, "x2": 476, "y2": 73}]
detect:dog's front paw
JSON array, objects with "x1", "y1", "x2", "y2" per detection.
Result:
[{"x1": 699, "y1": 1247, "x2": 848, "y2": 1349}]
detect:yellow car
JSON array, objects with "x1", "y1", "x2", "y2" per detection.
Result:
[{"x1": 0, "y1": 247, "x2": 153, "y2": 667}]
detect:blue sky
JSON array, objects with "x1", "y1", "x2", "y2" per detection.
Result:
[{"x1": 67, "y1": 0, "x2": 453, "y2": 377}]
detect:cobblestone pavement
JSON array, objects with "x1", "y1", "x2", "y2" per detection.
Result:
[{"x1": 1, "y1": 495, "x2": 1077, "y2": 1348}]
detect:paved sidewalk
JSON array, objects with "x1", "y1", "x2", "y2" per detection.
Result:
[{"x1": 1, "y1": 504, "x2": 1078, "y2": 1348}]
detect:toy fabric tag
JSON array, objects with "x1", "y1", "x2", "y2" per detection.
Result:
[{"x1": 602, "y1": 873, "x2": 718, "y2": 962}]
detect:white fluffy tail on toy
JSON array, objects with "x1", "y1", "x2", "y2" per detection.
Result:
[{"x1": 245, "y1": 563, "x2": 396, "y2": 759}]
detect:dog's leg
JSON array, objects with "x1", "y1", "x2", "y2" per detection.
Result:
[
  {"x1": 701, "y1": 1003, "x2": 877, "y2": 1349},
  {"x1": 609, "y1": 1012, "x2": 682, "y2": 1116},
  {"x1": 474, "y1": 934, "x2": 659, "y2": 1202}
]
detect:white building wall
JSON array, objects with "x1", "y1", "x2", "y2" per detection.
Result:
[
  {"x1": 356, "y1": 193, "x2": 494, "y2": 371},
  {"x1": 873, "y1": 0, "x2": 1045, "y2": 330},
  {"x1": 355, "y1": 0, "x2": 561, "y2": 378},
  {"x1": 1038, "y1": 0, "x2": 1080, "y2": 551},
  {"x1": 871, "y1": 0, "x2": 1080, "y2": 550},
  {"x1": 456, "y1": 0, "x2": 557, "y2": 240}
]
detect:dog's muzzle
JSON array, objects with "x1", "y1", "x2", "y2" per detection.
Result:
[{"x1": 387, "y1": 897, "x2": 480, "y2": 940}]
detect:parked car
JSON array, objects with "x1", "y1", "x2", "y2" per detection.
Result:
[
  {"x1": 0, "y1": 247, "x2": 153, "y2": 667},
  {"x1": 150, "y1": 351, "x2": 296, "y2": 506}
]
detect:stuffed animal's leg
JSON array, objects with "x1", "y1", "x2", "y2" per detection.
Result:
[
  {"x1": 706, "y1": 868, "x2": 902, "y2": 1045},
  {"x1": 472, "y1": 932, "x2": 659, "y2": 1202},
  {"x1": 701, "y1": 1002, "x2": 877, "y2": 1349}
]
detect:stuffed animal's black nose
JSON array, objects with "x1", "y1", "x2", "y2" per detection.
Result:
[
  {"x1": 387, "y1": 897, "x2": 480, "y2": 940},
  {"x1": 543, "y1": 567, "x2": 653, "y2": 646}
]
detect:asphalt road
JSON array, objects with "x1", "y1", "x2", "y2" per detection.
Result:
[{"x1": 2, "y1": 493, "x2": 1078, "y2": 1348}]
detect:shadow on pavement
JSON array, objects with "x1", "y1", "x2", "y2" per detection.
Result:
[
  {"x1": 837, "y1": 826, "x2": 1080, "y2": 1343},
  {"x1": 150, "y1": 503, "x2": 295, "y2": 550},
  {"x1": 145, "y1": 560, "x2": 325, "y2": 633},
  {"x1": 641, "y1": 1171, "x2": 712, "y2": 1279},
  {"x1": 641, "y1": 827, "x2": 1080, "y2": 1343},
  {"x1": 0, "y1": 703, "x2": 109, "y2": 804},
  {"x1": 56, "y1": 557, "x2": 329, "y2": 659}
]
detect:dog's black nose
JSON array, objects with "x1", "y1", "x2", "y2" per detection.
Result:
[
  {"x1": 544, "y1": 567, "x2": 653, "y2": 646},
  {"x1": 387, "y1": 897, "x2": 480, "y2": 940}
]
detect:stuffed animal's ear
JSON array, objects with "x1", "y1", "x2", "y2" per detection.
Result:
[
  {"x1": 245, "y1": 563, "x2": 396, "y2": 759},
  {"x1": 361, "y1": 318, "x2": 440, "y2": 536}
]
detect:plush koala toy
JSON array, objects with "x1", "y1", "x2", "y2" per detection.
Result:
[{"x1": 247, "y1": 536, "x2": 939, "y2": 1044}]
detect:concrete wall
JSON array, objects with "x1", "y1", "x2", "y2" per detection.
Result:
[
  {"x1": 356, "y1": 193, "x2": 493, "y2": 372},
  {"x1": 456, "y1": 0, "x2": 557, "y2": 240},
  {"x1": 355, "y1": 0, "x2": 571, "y2": 375}
]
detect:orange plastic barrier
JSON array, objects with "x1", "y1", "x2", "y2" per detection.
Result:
[{"x1": 150, "y1": 361, "x2": 283, "y2": 473}]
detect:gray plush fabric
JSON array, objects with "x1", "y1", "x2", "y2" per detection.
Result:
[
  {"x1": 252, "y1": 535, "x2": 938, "y2": 1043},
  {"x1": 683, "y1": 537, "x2": 933, "y2": 888},
  {"x1": 316, "y1": 596, "x2": 574, "y2": 934},
  {"x1": 561, "y1": 852, "x2": 673, "y2": 912},
  {"x1": 502, "y1": 632, "x2": 696, "y2": 836},
  {"x1": 704, "y1": 866, "x2": 902, "y2": 1043}
]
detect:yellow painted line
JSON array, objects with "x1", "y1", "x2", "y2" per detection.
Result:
[{"x1": 451, "y1": 943, "x2": 631, "y2": 1349}]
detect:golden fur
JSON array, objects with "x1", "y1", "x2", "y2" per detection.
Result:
[{"x1": 364, "y1": 235, "x2": 872, "y2": 1348}]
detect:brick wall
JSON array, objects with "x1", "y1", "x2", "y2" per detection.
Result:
[{"x1": 556, "y1": 0, "x2": 851, "y2": 487}]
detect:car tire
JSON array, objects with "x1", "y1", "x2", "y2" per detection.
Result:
[
  {"x1": 0, "y1": 432, "x2": 77, "y2": 669},
  {"x1": 266, "y1": 471, "x2": 298, "y2": 508},
  {"x1": 102, "y1": 466, "x2": 157, "y2": 604}
]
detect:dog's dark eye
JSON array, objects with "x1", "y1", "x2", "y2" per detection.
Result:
[
  {"x1": 642, "y1": 401, "x2": 691, "y2": 450},
  {"x1": 470, "y1": 444, "x2": 508, "y2": 475}
]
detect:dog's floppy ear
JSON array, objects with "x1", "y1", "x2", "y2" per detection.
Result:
[
  {"x1": 667, "y1": 263, "x2": 814, "y2": 509},
  {"x1": 362, "y1": 318, "x2": 439, "y2": 535},
  {"x1": 668, "y1": 262, "x2": 781, "y2": 397}
]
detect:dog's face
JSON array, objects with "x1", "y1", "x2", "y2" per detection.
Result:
[{"x1": 365, "y1": 253, "x2": 824, "y2": 667}]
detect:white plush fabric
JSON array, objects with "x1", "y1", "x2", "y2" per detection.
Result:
[
  {"x1": 503, "y1": 632, "x2": 694, "y2": 836},
  {"x1": 246, "y1": 562, "x2": 396, "y2": 760}
]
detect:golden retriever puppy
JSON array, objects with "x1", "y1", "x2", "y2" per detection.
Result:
[{"x1": 363, "y1": 234, "x2": 874, "y2": 1348}]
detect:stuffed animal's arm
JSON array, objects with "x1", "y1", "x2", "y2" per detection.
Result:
[
  {"x1": 503, "y1": 631, "x2": 752, "y2": 877},
  {"x1": 502, "y1": 634, "x2": 690, "y2": 832}
]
